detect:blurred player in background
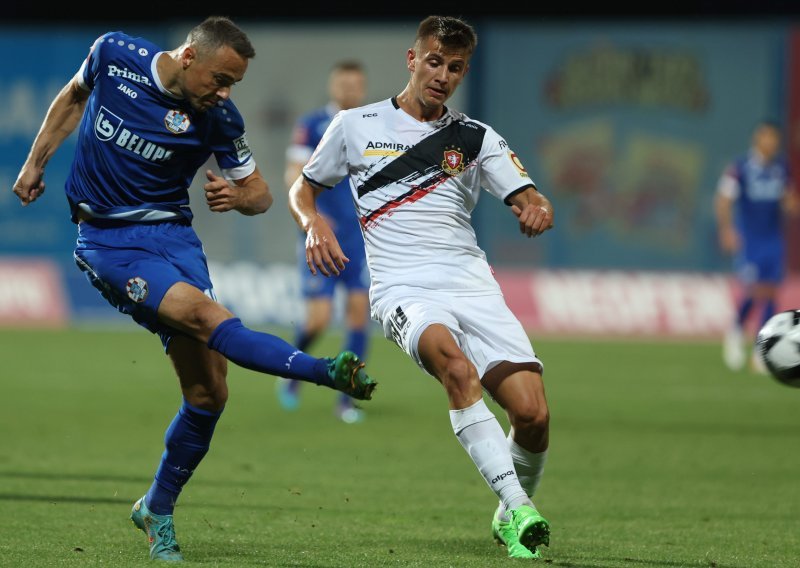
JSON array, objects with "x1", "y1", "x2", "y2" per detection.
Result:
[
  {"x1": 12, "y1": 16, "x2": 376, "y2": 562},
  {"x1": 288, "y1": 15, "x2": 553, "y2": 560},
  {"x1": 276, "y1": 61, "x2": 371, "y2": 424},
  {"x1": 715, "y1": 120, "x2": 799, "y2": 373}
]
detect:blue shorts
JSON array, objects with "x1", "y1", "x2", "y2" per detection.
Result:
[
  {"x1": 297, "y1": 237, "x2": 370, "y2": 298},
  {"x1": 74, "y1": 220, "x2": 214, "y2": 349},
  {"x1": 735, "y1": 241, "x2": 785, "y2": 286}
]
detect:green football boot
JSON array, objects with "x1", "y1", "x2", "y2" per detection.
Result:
[
  {"x1": 509, "y1": 504, "x2": 550, "y2": 556},
  {"x1": 327, "y1": 351, "x2": 377, "y2": 401},
  {"x1": 492, "y1": 504, "x2": 541, "y2": 559},
  {"x1": 130, "y1": 496, "x2": 184, "y2": 562}
]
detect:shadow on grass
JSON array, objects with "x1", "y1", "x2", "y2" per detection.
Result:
[
  {"x1": 546, "y1": 556, "x2": 740, "y2": 568},
  {"x1": 0, "y1": 469, "x2": 262, "y2": 488},
  {"x1": 0, "y1": 492, "x2": 316, "y2": 514},
  {"x1": 0, "y1": 493, "x2": 134, "y2": 505},
  {"x1": 0, "y1": 470, "x2": 151, "y2": 485}
]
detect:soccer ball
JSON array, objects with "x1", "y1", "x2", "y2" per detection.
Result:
[{"x1": 755, "y1": 309, "x2": 800, "y2": 388}]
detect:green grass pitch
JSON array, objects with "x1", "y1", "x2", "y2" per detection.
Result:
[{"x1": 1, "y1": 327, "x2": 798, "y2": 567}]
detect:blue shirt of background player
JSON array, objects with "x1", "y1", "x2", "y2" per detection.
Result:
[
  {"x1": 287, "y1": 103, "x2": 365, "y2": 253},
  {"x1": 67, "y1": 31, "x2": 254, "y2": 224},
  {"x1": 287, "y1": 104, "x2": 368, "y2": 301},
  {"x1": 721, "y1": 150, "x2": 791, "y2": 283}
]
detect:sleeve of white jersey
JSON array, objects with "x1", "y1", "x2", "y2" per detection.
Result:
[
  {"x1": 478, "y1": 126, "x2": 535, "y2": 202},
  {"x1": 716, "y1": 164, "x2": 740, "y2": 200},
  {"x1": 301, "y1": 111, "x2": 349, "y2": 189}
]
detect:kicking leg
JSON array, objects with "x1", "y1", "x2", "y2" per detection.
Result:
[{"x1": 157, "y1": 282, "x2": 375, "y2": 400}]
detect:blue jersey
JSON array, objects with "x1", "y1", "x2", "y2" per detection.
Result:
[
  {"x1": 720, "y1": 151, "x2": 791, "y2": 248},
  {"x1": 287, "y1": 104, "x2": 363, "y2": 250},
  {"x1": 66, "y1": 32, "x2": 255, "y2": 224},
  {"x1": 718, "y1": 151, "x2": 791, "y2": 284}
]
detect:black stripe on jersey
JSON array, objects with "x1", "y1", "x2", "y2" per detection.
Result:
[
  {"x1": 356, "y1": 118, "x2": 487, "y2": 199},
  {"x1": 503, "y1": 183, "x2": 538, "y2": 205},
  {"x1": 303, "y1": 173, "x2": 333, "y2": 190}
]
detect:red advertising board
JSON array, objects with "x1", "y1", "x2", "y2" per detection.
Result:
[
  {"x1": 0, "y1": 259, "x2": 68, "y2": 327},
  {"x1": 495, "y1": 269, "x2": 800, "y2": 340}
]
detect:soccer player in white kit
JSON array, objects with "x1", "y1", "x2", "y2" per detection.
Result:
[{"x1": 288, "y1": 15, "x2": 554, "y2": 559}]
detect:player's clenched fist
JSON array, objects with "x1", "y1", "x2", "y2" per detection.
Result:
[
  {"x1": 510, "y1": 190, "x2": 554, "y2": 238},
  {"x1": 13, "y1": 166, "x2": 46, "y2": 206}
]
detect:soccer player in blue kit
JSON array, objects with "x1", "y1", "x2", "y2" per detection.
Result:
[
  {"x1": 277, "y1": 61, "x2": 372, "y2": 424},
  {"x1": 12, "y1": 16, "x2": 376, "y2": 562},
  {"x1": 715, "y1": 120, "x2": 799, "y2": 372}
]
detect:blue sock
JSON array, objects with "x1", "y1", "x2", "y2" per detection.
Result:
[
  {"x1": 737, "y1": 297, "x2": 754, "y2": 328},
  {"x1": 294, "y1": 327, "x2": 316, "y2": 352},
  {"x1": 288, "y1": 328, "x2": 318, "y2": 394},
  {"x1": 338, "y1": 329, "x2": 368, "y2": 406},
  {"x1": 145, "y1": 401, "x2": 221, "y2": 515},
  {"x1": 345, "y1": 329, "x2": 368, "y2": 360},
  {"x1": 208, "y1": 318, "x2": 333, "y2": 387},
  {"x1": 761, "y1": 299, "x2": 777, "y2": 327}
]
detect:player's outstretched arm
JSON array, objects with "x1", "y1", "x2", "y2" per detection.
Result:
[
  {"x1": 12, "y1": 78, "x2": 89, "y2": 206},
  {"x1": 288, "y1": 175, "x2": 348, "y2": 277},
  {"x1": 714, "y1": 192, "x2": 740, "y2": 254},
  {"x1": 204, "y1": 168, "x2": 272, "y2": 215},
  {"x1": 507, "y1": 185, "x2": 554, "y2": 238}
]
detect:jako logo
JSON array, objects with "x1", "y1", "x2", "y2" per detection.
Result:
[{"x1": 491, "y1": 471, "x2": 515, "y2": 484}]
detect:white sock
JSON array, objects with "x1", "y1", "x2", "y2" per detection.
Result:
[
  {"x1": 497, "y1": 437, "x2": 548, "y2": 521},
  {"x1": 449, "y1": 399, "x2": 531, "y2": 512}
]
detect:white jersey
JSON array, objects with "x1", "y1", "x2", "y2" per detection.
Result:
[{"x1": 303, "y1": 97, "x2": 535, "y2": 303}]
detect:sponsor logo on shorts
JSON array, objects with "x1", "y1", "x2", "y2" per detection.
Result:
[
  {"x1": 389, "y1": 306, "x2": 409, "y2": 346},
  {"x1": 126, "y1": 276, "x2": 149, "y2": 303},
  {"x1": 491, "y1": 470, "x2": 515, "y2": 484},
  {"x1": 165, "y1": 110, "x2": 191, "y2": 134},
  {"x1": 442, "y1": 146, "x2": 465, "y2": 175}
]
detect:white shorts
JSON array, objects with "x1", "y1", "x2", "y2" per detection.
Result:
[{"x1": 373, "y1": 290, "x2": 542, "y2": 379}]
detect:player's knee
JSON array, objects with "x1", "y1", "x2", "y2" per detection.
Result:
[
  {"x1": 185, "y1": 381, "x2": 228, "y2": 411},
  {"x1": 440, "y1": 355, "x2": 481, "y2": 398},
  {"x1": 189, "y1": 304, "x2": 234, "y2": 338},
  {"x1": 510, "y1": 403, "x2": 550, "y2": 435}
]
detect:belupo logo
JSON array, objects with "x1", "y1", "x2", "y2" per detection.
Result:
[{"x1": 95, "y1": 106, "x2": 123, "y2": 141}]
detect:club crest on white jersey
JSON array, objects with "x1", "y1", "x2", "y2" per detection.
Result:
[{"x1": 442, "y1": 146, "x2": 465, "y2": 175}]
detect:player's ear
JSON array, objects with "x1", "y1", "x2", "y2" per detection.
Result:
[
  {"x1": 406, "y1": 48, "x2": 416, "y2": 72},
  {"x1": 180, "y1": 46, "x2": 196, "y2": 69}
]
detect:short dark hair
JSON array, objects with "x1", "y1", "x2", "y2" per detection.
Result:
[
  {"x1": 415, "y1": 15, "x2": 477, "y2": 55},
  {"x1": 756, "y1": 119, "x2": 781, "y2": 132},
  {"x1": 187, "y1": 16, "x2": 255, "y2": 60},
  {"x1": 331, "y1": 60, "x2": 365, "y2": 74}
]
